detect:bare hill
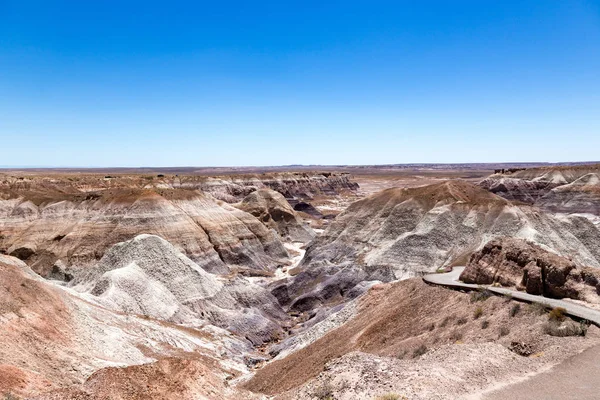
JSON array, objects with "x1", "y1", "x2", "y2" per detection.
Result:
[
  {"x1": 272, "y1": 180, "x2": 600, "y2": 313},
  {"x1": 72, "y1": 234, "x2": 290, "y2": 345},
  {"x1": 0, "y1": 187, "x2": 288, "y2": 277},
  {"x1": 0, "y1": 254, "x2": 260, "y2": 399}
]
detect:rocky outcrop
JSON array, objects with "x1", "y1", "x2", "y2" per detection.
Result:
[
  {"x1": 0, "y1": 188, "x2": 288, "y2": 277},
  {"x1": 236, "y1": 189, "x2": 315, "y2": 243},
  {"x1": 72, "y1": 234, "x2": 290, "y2": 345},
  {"x1": 272, "y1": 181, "x2": 600, "y2": 312},
  {"x1": 460, "y1": 238, "x2": 600, "y2": 302}
]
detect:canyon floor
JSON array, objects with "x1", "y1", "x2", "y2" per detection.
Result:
[{"x1": 1, "y1": 163, "x2": 600, "y2": 399}]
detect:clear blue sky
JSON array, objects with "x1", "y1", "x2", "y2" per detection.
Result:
[{"x1": 1, "y1": 1, "x2": 599, "y2": 167}]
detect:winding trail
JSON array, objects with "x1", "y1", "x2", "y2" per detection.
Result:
[{"x1": 423, "y1": 267, "x2": 600, "y2": 326}]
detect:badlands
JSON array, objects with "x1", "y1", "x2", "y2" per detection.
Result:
[{"x1": 2, "y1": 164, "x2": 600, "y2": 399}]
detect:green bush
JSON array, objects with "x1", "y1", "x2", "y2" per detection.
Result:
[{"x1": 481, "y1": 320, "x2": 489, "y2": 329}]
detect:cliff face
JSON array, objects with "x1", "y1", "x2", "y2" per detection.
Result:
[
  {"x1": 460, "y1": 237, "x2": 600, "y2": 303},
  {"x1": 272, "y1": 181, "x2": 600, "y2": 312},
  {"x1": 480, "y1": 164, "x2": 600, "y2": 215},
  {"x1": 196, "y1": 172, "x2": 359, "y2": 203}
]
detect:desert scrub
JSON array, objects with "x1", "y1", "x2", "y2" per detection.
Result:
[
  {"x1": 450, "y1": 330, "x2": 463, "y2": 342},
  {"x1": 509, "y1": 303, "x2": 521, "y2": 317},
  {"x1": 481, "y1": 320, "x2": 489, "y2": 329},
  {"x1": 548, "y1": 307, "x2": 566, "y2": 322},
  {"x1": 470, "y1": 289, "x2": 492, "y2": 303},
  {"x1": 499, "y1": 326, "x2": 510, "y2": 337},
  {"x1": 456, "y1": 316, "x2": 468, "y2": 325},
  {"x1": 528, "y1": 302, "x2": 547, "y2": 316},
  {"x1": 473, "y1": 306, "x2": 483, "y2": 319},
  {"x1": 413, "y1": 344, "x2": 428, "y2": 358},
  {"x1": 313, "y1": 381, "x2": 334, "y2": 400}
]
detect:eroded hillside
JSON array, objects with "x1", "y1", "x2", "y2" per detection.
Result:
[{"x1": 2, "y1": 169, "x2": 600, "y2": 400}]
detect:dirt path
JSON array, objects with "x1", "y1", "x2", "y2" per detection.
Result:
[{"x1": 482, "y1": 343, "x2": 600, "y2": 400}]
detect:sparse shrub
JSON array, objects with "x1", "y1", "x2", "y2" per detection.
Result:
[
  {"x1": 413, "y1": 344, "x2": 428, "y2": 358},
  {"x1": 396, "y1": 349, "x2": 408, "y2": 359},
  {"x1": 499, "y1": 326, "x2": 510, "y2": 337},
  {"x1": 426, "y1": 322, "x2": 435, "y2": 331},
  {"x1": 548, "y1": 307, "x2": 566, "y2": 322},
  {"x1": 450, "y1": 330, "x2": 463, "y2": 342},
  {"x1": 508, "y1": 341, "x2": 534, "y2": 356},
  {"x1": 509, "y1": 303, "x2": 521, "y2": 317},
  {"x1": 313, "y1": 381, "x2": 334, "y2": 400},
  {"x1": 481, "y1": 320, "x2": 489, "y2": 329},
  {"x1": 440, "y1": 316, "x2": 451, "y2": 327},
  {"x1": 528, "y1": 302, "x2": 547, "y2": 315},
  {"x1": 470, "y1": 289, "x2": 492, "y2": 303},
  {"x1": 543, "y1": 320, "x2": 588, "y2": 337},
  {"x1": 456, "y1": 316, "x2": 468, "y2": 325},
  {"x1": 473, "y1": 306, "x2": 483, "y2": 319},
  {"x1": 375, "y1": 394, "x2": 402, "y2": 400}
]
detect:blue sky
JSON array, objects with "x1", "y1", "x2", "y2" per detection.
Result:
[{"x1": 1, "y1": 1, "x2": 599, "y2": 167}]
